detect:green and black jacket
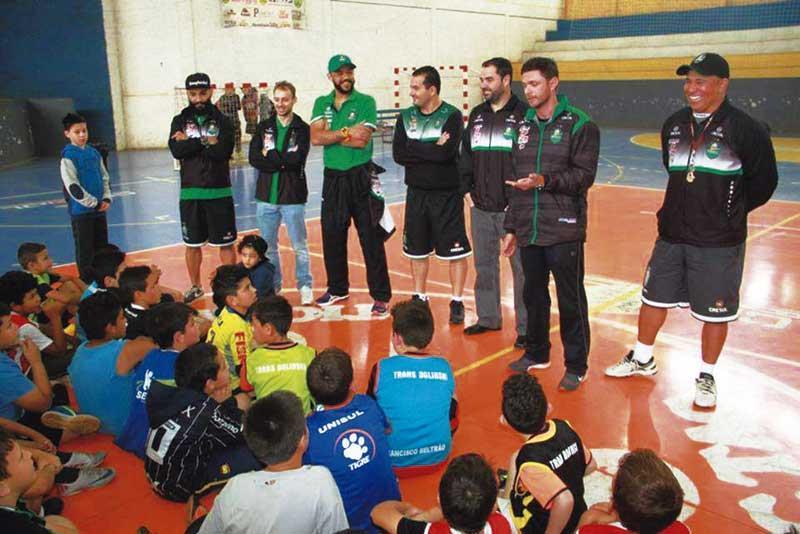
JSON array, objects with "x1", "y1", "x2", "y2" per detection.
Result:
[
  {"x1": 248, "y1": 114, "x2": 310, "y2": 205},
  {"x1": 169, "y1": 104, "x2": 235, "y2": 200},
  {"x1": 392, "y1": 101, "x2": 463, "y2": 191},
  {"x1": 504, "y1": 95, "x2": 600, "y2": 247},
  {"x1": 658, "y1": 98, "x2": 778, "y2": 247},
  {"x1": 460, "y1": 94, "x2": 528, "y2": 211}
]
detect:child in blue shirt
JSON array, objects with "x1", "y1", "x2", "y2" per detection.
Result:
[
  {"x1": 60, "y1": 113, "x2": 111, "y2": 281},
  {"x1": 238, "y1": 234, "x2": 275, "y2": 299},
  {"x1": 305, "y1": 347, "x2": 400, "y2": 533}
]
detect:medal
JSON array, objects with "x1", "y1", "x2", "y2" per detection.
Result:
[
  {"x1": 686, "y1": 114, "x2": 714, "y2": 186},
  {"x1": 686, "y1": 170, "x2": 695, "y2": 183}
]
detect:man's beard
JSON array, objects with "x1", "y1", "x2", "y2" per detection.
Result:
[
  {"x1": 333, "y1": 80, "x2": 354, "y2": 94},
  {"x1": 190, "y1": 100, "x2": 208, "y2": 112},
  {"x1": 484, "y1": 88, "x2": 503, "y2": 104}
]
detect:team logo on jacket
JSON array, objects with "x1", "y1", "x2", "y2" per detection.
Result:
[
  {"x1": 517, "y1": 123, "x2": 530, "y2": 148},
  {"x1": 336, "y1": 430, "x2": 376, "y2": 471},
  {"x1": 706, "y1": 141, "x2": 721, "y2": 159},
  {"x1": 503, "y1": 126, "x2": 514, "y2": 139},
  {"x1": 550, "y1": 127, "x2": 563, "y2": 144}
]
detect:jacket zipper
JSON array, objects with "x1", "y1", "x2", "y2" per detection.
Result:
[{"x1": 530, "y1": 120, "x2": 547, "y2": 245}]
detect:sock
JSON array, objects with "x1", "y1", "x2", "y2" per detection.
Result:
[
  {"x1": 451, "y1": 296, "x2": 463, "y2": 302},
  {"x1": 633, "y1": 341, "x2": 654, "y2": 364},
  {"x1": 700, "y1": 362, "x2": 715, "y2": 377},
  {"x1": 415, "y1": 293, "x2": 428, "y2": 301},
  {"x1": 55, "y1": 467, "x2": 79, "y2": 484}
]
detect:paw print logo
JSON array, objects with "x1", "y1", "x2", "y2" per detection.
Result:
[{"x1": 341, "y1": 433, "x2": 369, "y2": 461}]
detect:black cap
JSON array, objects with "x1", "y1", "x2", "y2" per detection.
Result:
[
  {"x1": 676, "y1": 53, "x2": 729, "y2": 78},
  {"x1": 185, "y1": 72, "x2": 211, "y2": 90}
]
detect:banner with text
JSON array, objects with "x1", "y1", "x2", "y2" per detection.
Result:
[{"x1": 222, "y1": 0, "x2": 306, "y2": 30}]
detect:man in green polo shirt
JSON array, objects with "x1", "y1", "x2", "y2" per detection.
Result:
[{"x1": 310, "y1": 54, "x2": 392, "y2": 315}]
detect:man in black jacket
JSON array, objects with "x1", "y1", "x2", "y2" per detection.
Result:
[
  {"x1": 248, "y1": 81, "x2": 313, "y2": 305},
  {"x1": 501, "y1": 57, "x2": 600, "y2": 391},
  {"x1": 605, "y1": 53, "x2": 778, "y2": 409},
  {"x1": 169, "y1": 73, "x2": 237, "y2": 304}
]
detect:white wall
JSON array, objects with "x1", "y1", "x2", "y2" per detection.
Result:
[{"x1": 103, "y1": 0, "x2": 561, "y2": 149}]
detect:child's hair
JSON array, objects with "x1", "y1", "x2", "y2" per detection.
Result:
[
  {"x1": 613, "y1": 449, "x2": 684, "y2": 534},
  {"x1": 0, "y1": 427, "x2": 15, "y2": 481},
  {"x1": 0, "y1": 271, "x2": 38, "y2": 306},
  {"x1": 211, "y1": 264, "x2": 250, "y2": 311},
  {"x1": 118, "y1": 265, "x2": 152, "y2": 304},
  {"x1": 244, "y1": 391, "x2": 306, "y2": 466},
  {"x1": 79, "y1": 290, "x2": 123, "y2": 340},
  {"x1": 147, "y1": 302, "x2": 197, "y2": 349},
  {"x1": 307, "y1": 347, "x2": 353, "y2": 406},
  {"x1": 87, "y1": 248, "x2": 126, "y2": 288},
  {"x1": 62, "y1": 113, "x2": 86, "y2": 130},
  {"x1": 0, "y1": 302, "x2": 11, "y2": 319},
  {"x1": 390, "y1": 299, "x2": 434, "y2": 349},
  {"x1": 251, "y1": 295, "x2": 292, "y2": 336},
  {"x1": 17, "y1": 242, "x2": 47, "y2": 270},
  {"x1": 237, "y1": 234, "x2": 268, "y2": 260},
  {"x1": 439, "y1": 454, "x2": 498, "y2": 533},
  {"x1": 501, "y1": 374, "x2": 547, "y2": 434},
  {"x1": 174, "y1": 343, "x2": 221, "y2": 392}
]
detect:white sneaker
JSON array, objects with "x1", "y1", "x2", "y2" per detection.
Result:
[
  {"x1": 300, "y1": 286, "x2": 313, "y2": 305},
  {"x1": 605, "y1": 350, "x2": 658, "y2": 378},
  {"x1": 694, "y1": 373, "x2": 717, "y2": 408}
]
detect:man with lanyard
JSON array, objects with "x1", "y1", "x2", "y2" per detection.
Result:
[
  {"x1": 249, "y1": 80, "x2": 313, "y2": 305},
  {"x1": 310, "y1": 54, "x2": 391, "y2": 315},
  {"x1": 393, "y1": 66, "x2": 470, "y2": 324},
  {"x1": 460, "y1": 57, "x2": 528, "y2": 345},
  {"x1": 169, "y1": 73, "x2": 237, "y2": 303},
  {"x1": 501, "y1": 57, "x2": 600, "y2": 391},
  {"x1": 605, "y1": 53, "x2": 778, "y2": 408}
]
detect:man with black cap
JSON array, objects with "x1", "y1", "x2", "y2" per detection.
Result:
[
  {"x1": 605, "y1": 53, "x2": 778, "y2": 408},
  {"x1": 169, "y1": 73, "x2": 237, "y2": 303},
  {"x1": 310, "y1": 54, "x2": 392, "y2": 315}
]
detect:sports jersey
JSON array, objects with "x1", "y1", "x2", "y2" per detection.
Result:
[
  {"x1": 124, "y1": 303, "x2": 150, "y2": 340},
  {"x1": 304, "y1": 394, "x2": 400, "y2": 533},
  {"x1": 207, "y1": 306, "x2": 252, "y2": 391},
  {"x1": 511, "y1": 419, "x2": 591, "y2": 534},
  {"x1": 245, "y1": 341, "x2": 315, "y2": 409},
  {"x1": 579, "y1": 521, "x2": 690, "y2": 533},
  {"x1": 310, "y1": 89, "x2": 377, "y2": 171},
  {"x1": 115, "y1": 348, "x2": 178, "y2": 458},
  {"x1": 398, "y1": 512, "x2": 513, "y2": 534},
  {"x1": 8, "y1": 312, "x2": 52, "y2": 373},
  {"x1": 369, "y1": 353, "x2": 455, "y2": 469}
]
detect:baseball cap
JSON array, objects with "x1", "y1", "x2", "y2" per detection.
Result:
[
  {"x1": 185, "y1": 72, "x2": 211, "y2": 90},
  {"x1": 676, "y1": 53, "x2": 729, "y2": 78},
  {"x1": 328, "y1": 54, "x2": 356, "y2": 73}
]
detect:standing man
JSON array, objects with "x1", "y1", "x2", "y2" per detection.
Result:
[
  {"x1": 310, "y1": 54, "x2": 392, "y2": 315},
  {"x1": 249, "y1": 81, "x2": 314, "y2": 305},
  {"x1": 501, "y1": 57, "x2": 600, "y2": 391},
  {"x1": 393, "y1": 66, "x2": 470, "y2": 324},
  {"x1": 605, "y1": 53, "x2": 778, "y2": 408},
  {"x1": 461, "y1": 57, "x2": 528, "y2": 345},
  {"x1": 169, "y1": 73, "x2": 237, "y2": 303}
]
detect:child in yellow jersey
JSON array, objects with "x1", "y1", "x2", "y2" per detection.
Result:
[
  {"x1": 247, "y1": 295, "x2": 316, "y2": 412},
  {"x1": 207, "y1": 265, "x2": 258, "y2": 398}
]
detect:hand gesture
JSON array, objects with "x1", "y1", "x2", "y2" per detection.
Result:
[
  {"x1": 464, "y1": 192, "x2": 474, "y2": 208},
  {"x1": 206, "y1": 135, "x2": 218, "y2": 145},
  {"x1": 505, "y1": 173, "x2": 544, "y2": 191},
  {"x1": 98, "y1": 201, "x2": 111, "y2": 212},
  {"x1": 349, "y1": 125, "x2": 372, "y2": 143},
  {"x1": 500, "y1": 233, "x2": 517, "y2": 257},
  {"x1": 21, "y1": 338, "x2": 43, "y2": 365},
  {"x1": 32, "y1": 432, "x2": 57, "y2": 454},
  {"x1": 436, "y1": 132, "x2": 450, "y2": 146},
  {"x1": 172, "y1": 131, "x2": 188, "y2": 142}
]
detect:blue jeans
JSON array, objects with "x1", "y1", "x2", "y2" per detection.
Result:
[{"x1": 256, "y1": 202, "x2": 312, "y2": 290}]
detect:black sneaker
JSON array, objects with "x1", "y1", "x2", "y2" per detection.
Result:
[
  {"x1": 449, "y1": 300, "x2": 465, "y2": 324},
  {"x1": 411, "y1": 294, "x2": 430, "y2": 307},
  {"x1": 514, "y1": 335, "x2": 527, "y2": 349},
  {"x1": 464, "y1": 324, "x2": 500, "y2": 335},
  {"x1": 183, "y1": 285, "x2": 204, "y2": 304},
  {"x1": 508, "y1": 353, "x2": 534, "y2": 372}
]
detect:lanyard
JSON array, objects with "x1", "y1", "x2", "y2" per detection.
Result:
[{"x1": 686, "y1": 115, "x2": 714, "y2": 183}]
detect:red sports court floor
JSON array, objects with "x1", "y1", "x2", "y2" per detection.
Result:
[{"x1": 53, "y1": 184, "x2": 800, "y2": 533}]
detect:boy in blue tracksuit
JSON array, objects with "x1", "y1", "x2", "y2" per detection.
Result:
[{"x1": 60, "y1": 113, "x2": 112, "y2": 282}]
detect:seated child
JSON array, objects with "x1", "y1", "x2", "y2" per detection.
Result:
[
  {"x1": 196, "y1": 391, "x2": 348, "y2": 534},
  {"x1": 208, "y1": 265, "x2": 258, "y2": 396},
  {"x1": 68, "y1": 291, "x2": 155, "y2": 436},
  {"x1": 238, "y1": 234, "x2": 275, "y2": 299},
  {"x1": 116, "y1": 302, "x2": 201, "y2": 458},
  {"x1": 81, "y1": 246, "x2": 127, "y2": 299},
  {"x1": 305, "y1": 347, "x2": 400, "y2": 533},
  {"x1": 578, "y1": 449, "x2": 688, "y2": 534},
  {"x1": 247, "y1": 295, "x2": 314, "y2": 409},
  {"x1": 371, "y1": 453, "x2": 513, "y2": 534},
  {"x1": 0, "y1": 271, "x2": 70, "y2": 378},
  {"x1": 118, "y1": 265, "x2": 163, "y2": 339},
  {"x1": 144, "y1": 343, "x2": 259, "y2": 502},
  {"x1": 501, "y1": 374, "x2": 597, "y2": 534},
  {"x1": 18, "y1": 242, "x2": 86, "y2": 315},
  {"x1": 367, "y1": 300, "x2": 457, "y2": 477}
]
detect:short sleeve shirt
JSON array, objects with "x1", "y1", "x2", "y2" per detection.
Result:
[
  {"x1": 0, "y1": 354, "x2": 34, "y2": 420},
  {"x1": 310, "y1": 89, "x2": 377, "y2": 171}
]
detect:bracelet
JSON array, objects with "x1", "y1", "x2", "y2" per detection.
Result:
[{"x1": 340, "y1": 127, "x2": 351, "y2": 142}]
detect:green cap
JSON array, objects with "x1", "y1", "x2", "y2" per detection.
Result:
[{"x1": 328, "y1": 54, "x2": 356, "y2": 73}]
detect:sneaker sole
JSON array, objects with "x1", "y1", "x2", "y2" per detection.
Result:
[
  {"x1": 604, "y1": 367, "x2": 659, "y2": 378},
  {"x1": 316, "y1": 295, "x2": 349, "y2": 307},
  {"x1": 527, "y1": 361, "x2": 552, "y2": 370},
  {"x1": 693, "y1": 396, "x2": 717, "y2": 409},
  {"x1": 60, "y1": 469, "x2": 116, "y2": 496},
  {"x1": 41, "y1": 412, "x2": 101, "y2": 435}
]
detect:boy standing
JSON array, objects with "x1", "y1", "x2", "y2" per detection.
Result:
[
  {"x1": 197, "y1": 391, "x2": 348, "y2": 533},
  {"x1": 501, "y1": 374, "x2": 597, "y2": 533},
  {"x1": 367, "y1": 300, "x2": 457, "y2": 476},
  {"x1": 305, "y1": 347, "x2": 400, "y2": 533},
  {"x1": 60, "y1": 113, "x2": 111, "y2": 281}
]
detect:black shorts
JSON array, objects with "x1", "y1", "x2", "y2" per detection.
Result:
[
  {"x1": 180, "y1": 197, "x2": 237, "y2": 247},
  {"x1": 641, "y1": 238, "x2": 745, "y2": 322},
  {"x1": 403, "y1": 188, "x2": 471, "y2": 260}
]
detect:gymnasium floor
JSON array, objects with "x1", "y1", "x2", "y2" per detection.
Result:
[{"x1": 1, "y1": 130, "x2": 798, "y2": 533}]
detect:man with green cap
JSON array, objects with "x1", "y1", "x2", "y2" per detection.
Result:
[{"x1": 310, "y1": 54, "x2": 391, "y2": 315}]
